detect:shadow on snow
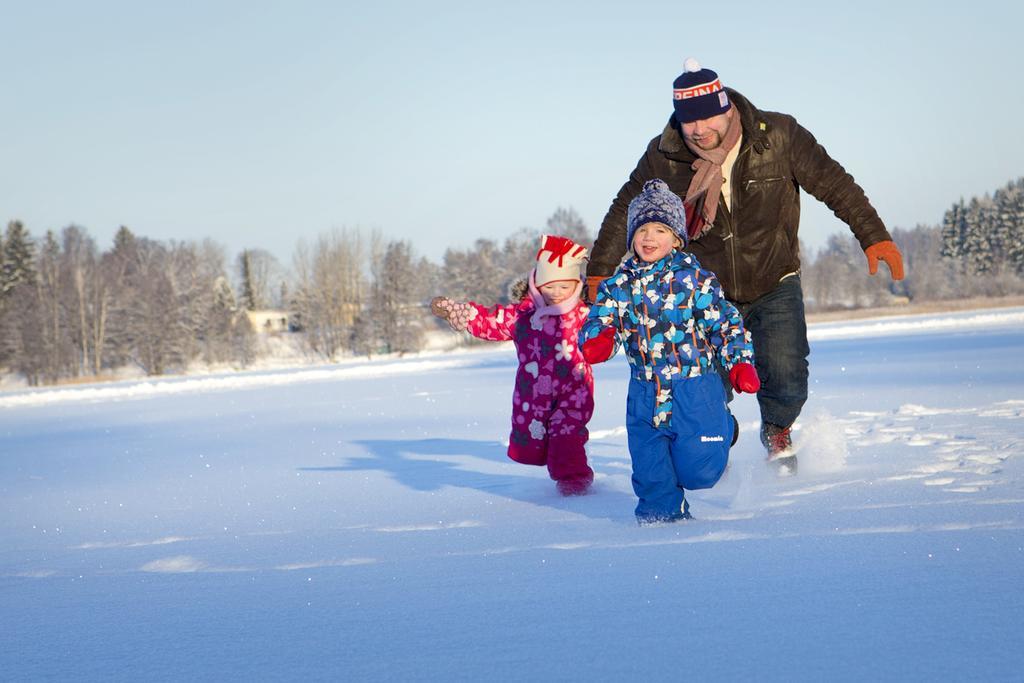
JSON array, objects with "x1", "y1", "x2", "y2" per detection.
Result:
[{"x1": 300, "y1": 437, "x2": 635, "y2": 522}]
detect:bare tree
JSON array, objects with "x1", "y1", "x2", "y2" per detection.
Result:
[
  {"x1": 113, "y1": 238, "x2": 192, "y2": 375},
  {"x1": 803, "y1": 234, "x2": 895, "y2": 311},
  {"x1": 291, "y1": 228, "x2": 367, "y2": 360},
  {"x1": 59, "y1": 225, "x2": 100, "y2": 377}
]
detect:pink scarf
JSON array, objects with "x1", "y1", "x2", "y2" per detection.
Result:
[
  {"x1": 528, "y1": 272, "x2": 582, "y2": 326},
  {"x1": 683, "y1": 110, "x2": 743, "y2": 239}
]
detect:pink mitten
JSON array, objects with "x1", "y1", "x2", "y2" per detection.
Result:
[
  {"x1": 430, "y1": 297, "x2": 474, "y2": 332},
  {"x1": 447, "y1": 302, "x2": 474, "y2": 331}
]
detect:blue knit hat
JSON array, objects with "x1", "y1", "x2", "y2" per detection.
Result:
[
  {"x1": 672, "y1": 57, "x2": 731, "y2": 124},
  {"x1": 626, "y1": 179, "x2": 687, "y2": 249}
]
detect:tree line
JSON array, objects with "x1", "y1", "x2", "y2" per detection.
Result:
[
  {"x1": 802, "y1": 176, "x2": 1024, "y2": 309},
  {"x1": 2, "y1": 181, "x2": 1021, "y2": 386}
]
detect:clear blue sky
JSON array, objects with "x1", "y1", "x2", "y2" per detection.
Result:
[{"x1": 3, "y1": 0, "x2": 1021, "y2": 266}]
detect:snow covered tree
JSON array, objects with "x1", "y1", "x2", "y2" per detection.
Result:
[
  {"x1": 0, "y1": 221, "x2": 38, "y2": 366},
  {"x1": 802, "y1": 233, "x2": 892, "y2": 310},
  {"x1": 1, "y1": 220, "x2": 37, "y2": 298},
  {"x1": 0, "y1": 222, "x2": 36, "y2": 370},
  {"x1": 442, "y1": 238, "x2": 509, "y2": 304},
  {"x1": 111, "y1": 238, "x2": 197, "y2": 375},
  {"x1": 940, "y1": 177, "x2": 1024, "y2": 286},
  {"x1": 291, "y1": 229, "x2": 367, "y2": 360},
  {"x1": 962, "y1": 196, "x2": 995, "y2": 274},
  {"x1": 204, "y1": 274, "x2": 256, "y2": 367},
  {"x1": 367, "y1": 239, "x2": 425, "y2": 356},
  {"x1": 439, "y1": 207, "x2": 591, "y2": 306},
  {"x1": 940, "y1": 198, "x2": 967, "y2": 261},
  {"x1": 1000, "y1": 178, "x2": 1024, "y2": 274},
  {"x1": 500, "y1": 227, "x2": 541, "y2": 287},
  {"x1": 545, "y1": 207, "x2": 592, "y2": 249},
  {"x1": 889, "y1": 225, "x2": 961, "y2": 302}
]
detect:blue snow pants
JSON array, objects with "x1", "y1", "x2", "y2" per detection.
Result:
[{"x1": 626, "y1": 372, "x2": 733, "y2": 523}]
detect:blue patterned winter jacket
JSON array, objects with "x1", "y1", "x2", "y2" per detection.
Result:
[{"x1": 578, "y1": 249, "x2": 754, "y2": 427}]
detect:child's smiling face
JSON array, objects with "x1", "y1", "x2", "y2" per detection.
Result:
[
  {"x1": 632, "y1": 222, "x2": 681, "y2": 262},
  {"x1": 539, "y1": 281, "x2": 576, "y2": 306}
]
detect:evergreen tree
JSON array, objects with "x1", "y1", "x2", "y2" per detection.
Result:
[
  {"x1": 963, "y1": 196, "x2": 995, "y2": 274},
  {"x1": 940, "y1": 198, "x2": 967, "y2": 260},
  {"x1": 1001, "y1": 178, "x2": 1024, "y2": 274},
  {"x1": 236, "y1": 248, "x2": 283, "y2": 310},
  {"x1": 1, "y1": 220, "x2": 37, "y2": 297},
  {"x1": 103, "y1": 226, "x2": 139, "y2": 370},
  {"x1": 939, "y1": 177, "x2": 1024, "y2": 285},
  {"x1": 238, "y1": 249, "x2": 257, "y2": 311},
  {"x1": 0, "y1": 221, "x2": 37, "y2": 368}
]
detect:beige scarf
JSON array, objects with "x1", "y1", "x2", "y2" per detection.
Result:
[{"x1": 683, "y1": 111, "x2": 743, "y2": 239}]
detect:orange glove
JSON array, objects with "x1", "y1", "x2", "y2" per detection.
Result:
[
  {"x1": 865, "y1": 240, "x2": 905, "y2": 280},
  {"x1": 585, "y1": 275, "x2": 605, "y2": 304},
  {"x1": 729, "y1": 362, "x2": 761, "y2": 394},
  {"x1": 581, "y1": 327, "x2": 616, "y2": 364}
]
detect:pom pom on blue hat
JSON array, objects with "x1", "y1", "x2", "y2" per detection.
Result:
[{"x1": 626, "y1": 179, "x2": 688, "y2": 249}]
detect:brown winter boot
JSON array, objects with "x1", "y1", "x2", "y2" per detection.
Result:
[{"x1": 761, "y1": 422, "x2": 797, "y2": 476}]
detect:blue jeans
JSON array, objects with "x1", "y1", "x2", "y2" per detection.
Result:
[
  {"x1": 720, "y1": 274, "x2": 810, "y2": 428},
  {"x1": 626, "y1": 373, "x2": 733, "y2": 523}
]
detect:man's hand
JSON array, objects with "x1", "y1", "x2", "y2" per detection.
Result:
[
  {"x1": 581, "y1": 327, "x2": 616, "y2": 364},
  {"x1": 585, "y1": 275, "x2": 605, "y2": 305},
  {"x1": 865, "y1": 240, "x2": 905, "y2": 280},
  {"x1": 729, "y1": 362, "x2": 761, "y2": 394}
]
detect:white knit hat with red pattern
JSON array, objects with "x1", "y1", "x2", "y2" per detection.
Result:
[{"x1": 533, "y1": 235, "x2": 588, "y2": 288}]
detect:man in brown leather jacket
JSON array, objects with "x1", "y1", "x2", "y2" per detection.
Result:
[{"x1": 587, "y1": 58, "x2": 905, "y2": 474}]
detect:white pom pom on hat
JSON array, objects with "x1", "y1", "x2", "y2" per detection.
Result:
[
  {"x1": 625, "y1": 179, "x2": 688, "y2": 250},
  {"x1": 683, "y1": 57, "x2": 702, "y2": 72}
]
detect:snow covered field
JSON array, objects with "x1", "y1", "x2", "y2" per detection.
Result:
[{"x1": 2, "y1": 308, "x2": 1023, "y2": 681}]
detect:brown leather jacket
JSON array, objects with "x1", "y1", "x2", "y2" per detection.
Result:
[{"x1": 589, "y1": 89, "x2": 892, "y2": 303}]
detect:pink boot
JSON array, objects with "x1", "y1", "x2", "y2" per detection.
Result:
[{"x1": 556, "y1": 475, "x2": 593, "y2": 496}]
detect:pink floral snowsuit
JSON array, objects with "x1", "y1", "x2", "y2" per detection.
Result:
[{"x1": 464, "y1": 295, "x2": 595, "y2": 488}]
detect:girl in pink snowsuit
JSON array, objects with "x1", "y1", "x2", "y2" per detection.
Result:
[{"x1": 432, "y1": 235, "x2": 595, "y2": 496}]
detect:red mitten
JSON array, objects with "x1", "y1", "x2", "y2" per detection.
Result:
[
  {"x1": 729, "y1": 362, "x2": 761, "y2": 394},
  {"x1": 865, "y1": 240, "x2": 905, "y2": 281},
  {"x1": 581, "y1": 327, "x2": 617, "y2": 364}
]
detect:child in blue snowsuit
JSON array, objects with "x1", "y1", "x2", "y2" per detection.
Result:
[{"x1": 579, "y1": 179, "x2": 760, "y2": 523}]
